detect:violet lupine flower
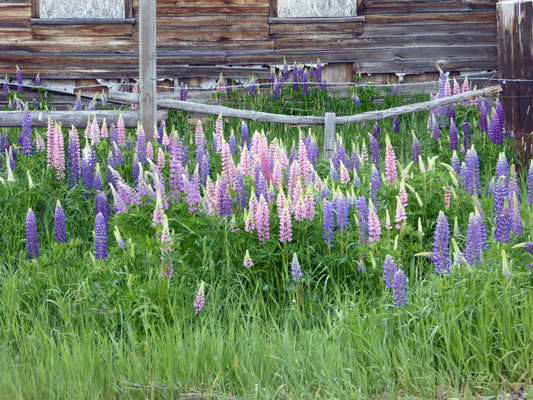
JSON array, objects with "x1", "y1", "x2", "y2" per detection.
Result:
[
  {"x1": 449, "y1": 118, "x2": 458, "y2": 151},
  {"x1": 219, "y1": 178, "x2": 234, "y2": 218},
  {"x1": 329, "y1": 160, "x2": 339, "y2": 182},
  {"x1": 372, "y1": 121, "x2": 380, "y2": 141},
  {"x1": 95, "y1": 192, "x2": 111, "y2": 224},
  {"x1": 302, "y1": 69, "x2": 309, "y2": 96},
  {"x1": 255, "y1": 195, "x2": 270, "y2": 244},
  {"x1": 412, "y1": 135, "x2": 421, "y2": 163},
  {"x1": 35, "y1": 73, "x2": 41, "y2": 87},
  {"x1": 368, "y1": 133, "x2": 381, "y2": 173},
  {"x1": 392, "y1": 269, "x2": 408, "y2": 308},
  {"x1": 370, "y1": 164, "x2": 381, "y2": 202},
  {"x1": 463, "y1": 121, "x2": 471, "y2": 150},
  {"x1": 3, "y1": 74, "x2": 8, "y2": 97},
  {"x1": 478, "y1": 101, "x2": 488, "y2": 134},
  {"x1": 316, "y1": 59, "x2": 322, "y2": 86},
  {"x1": 179, "y1": 82, "x2": 188, "y2": 101},
  {"x1": 465, "y1": 147, "x2": 480, "y2": 195},
  {"x1": 234, "y1": 167, "x2": 247, "y2": 212},
  {"x1": 510, "y1": 193, "x2": 523, "y2": 237},
  {"x1": 291, "y1": 252, "x2": 303, "y2": 280},
  {"x1": 368, "y1": 200, "x2": 381, "y2": 244},
  {"x1": 528, "y1": 160, "x2": 533, "y2": 206},
  {"x1": 81, "y1": 148, "x2": 94, "y2": 197},
  {"x1": 493, "y1": 176, "x2": 508, "y2": 216},
  {"x1": 152, "y1": 190, "x2": 165, "y2": 227},
  {"x1": 183, "y1": 174, "x2": 201, "y2": 213},
  {"x1": 431, "y1": 114, "x2": 440, "y2": 141},
  {"x1": 273, "y1": 76, "x2": 281, "y2": 100},
  {"x1": 393, "y1": 117, "x2": 400, "y2": 134},
  {"x1": 451, "y1": 151, "x2": 461, "y2": 175},
  {"x1": 54, "y1": 200, "x2": 67, "y2": 243},
  {"x1": 432, "y1": 211, "x2": 451, "y2": 275},
  {"x1": 94, "y1": 212, "x2": 108, "y2": 260},
  {"x1": 494, "y1": 198, "x2": 511, "y2": 243},
  {"x1": 323, "y1": 199, "x2": 335, "y2": 247},
  {"x1": 292, "y1": 63, "x2": 299, "y2": 91},
  {"x1": 21, "y1": 105, "x2": 33, "y2": 155},
  {"x1": 92, "y1": 164, "x2": 103, "y2": 193},
  {"x1": 495, "y1": 152, "x2": 509, "y2": 186},
  {"x1": 279, "y1": 202, "x2": 292, "y2": 243},
  {"x1": 356, "y1": 196, "x2": 369, "y2": 244},
  {"x1": 383, "y1": 254, "x2": 397, "y2": 289},
  {"x1": 336, "y1": 192, "x2": 349, "y2": 232},
  {"x1": 16, "y1": 65, "x2": 23, "y2": 94},
  {"x1": 26, "y1": 208, "x2": 39, "y2": 259},
  {"x1": 464, "y1": 212, "x2": 482, "y2": 265},
  {"x1": 229, "y1": 131, "x2": 237, "y2": 155},
  {"x1": 241, "y1": 121, "x2": 249, "y2": 148},
  {"x1": 248, "y1": 76, "x2": 257, "y2": 97},
  {"x1": 243, "y1": 250, "x2": 254, "y2": 268},
  {"x1": 194, "y1": 281, "x2": 205, "y2": 314}
]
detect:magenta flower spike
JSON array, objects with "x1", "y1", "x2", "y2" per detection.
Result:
[
  {"x1": 384, "y1": 134, "x2": 397, "y2": 186},
  {"x1": 368, "y1": 200, "x2": 381, "y2": 244}
]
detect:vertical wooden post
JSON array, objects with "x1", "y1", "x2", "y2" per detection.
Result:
[
  {"x1": 139, "y1": 0, "x2": 157, "y2": 142},
  {"x1": 497, "y1": 0, "x2": 533, "y2": 165},
  {"x1": 324, "y1": 112, "x2": 336, "y2": 160}
]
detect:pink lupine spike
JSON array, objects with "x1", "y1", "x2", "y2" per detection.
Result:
[
  {"x1": 157, "y1": 148, "x2": 165, "y2": 171},
  {"x1": 288, "y1": 160, "x2": 301, "y2": 194},
  {"x1": 279, "y1": 202, "x2": 292, "y2": 243},
  {"x1": 272, "y1": 159, "x2": 283, "y2": 190},
  {"x1": 53, "y1": 122, "x2": 65, "y2": 180},
  {"x1": 100, "y1": 118, "x2": 109, "y2": 138},
  {"x1": 239, "y1": 144, "x2": 252, "y2": 176},
  {"x1": 221, "y1": 141, "x2": 236, "y2": 187},
  {"x1": 294, "y1": 191, "x2": 306, "y2": 222},
  {"x1": 46, "y1": 117, "x2": 55, "y2": 167},
  {"x1": 146, "y1": 142, "x2": 154, "y2": 160},
  {"x1": 368, "y1": 200, "x2": 381, "y2": 243},
  {"x1": 255, "y1": 195, "x2": 270, "y2": 244},
  {"x1": 453, "y1": 79, "x2": 461, "y2": 96},
  {"x1": 444, "y1": 78, "x2": 451, "y2": 97},
  {"x1": 339, "y1": 161, "x2": 350, "y2": 184},
  {"x1": 90, "y1": 115, "x2": 100, "y2": 146},
  {"x1": 384, "y1": 134, "x2": 397, "y2": 186},
  {"x1": 304, "y1": 186, "x2": 315, "y2": 221},
  {"x1": 243, "y1": 250, "x2": 254, "y2": 268},
  {"x1": 398, "y1": 183, "x2": 408, "y2": 208},
  {"x1": 195, "y1": 120, "x2": 204, "y2": 148},
  {"x1": 117, "y1": 114, "x2": 126, "y2": 147},
  {"x1": 395, "y1": 196, "x2": 407, "y2": 229},
  {"x1": 276, "y1": 186, "x2": 287, "y2": 214}
]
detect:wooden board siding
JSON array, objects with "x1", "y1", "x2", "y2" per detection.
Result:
[{"x1": 0, "y1": 0, "x2": 498, "y2": 80}]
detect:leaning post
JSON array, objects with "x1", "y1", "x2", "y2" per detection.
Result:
[
  {"x1": 497, "y1": 0, "x2": 533, "y2": 165},
  {"x1": 324, "y1": 112, "x2": 336, "y2": 160},
  {"x1": 139, "y1": 0, "x2": 157, "y2": 142}
]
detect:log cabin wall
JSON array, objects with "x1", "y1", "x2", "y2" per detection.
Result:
[{"x1": 0, "y1": 0, "x2": 498, "y2": 84}]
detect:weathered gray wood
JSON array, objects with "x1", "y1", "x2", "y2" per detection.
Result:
[
  {"x1": 139, "y1": 0, "x2": 157, "y2": 142},
  {"x1": 31, "y1": 18, "x2": 135, "y2": 25},
  {"x1": 497, "y1": 0, "x2": 533, "y2": 165},
  {"x1": 324, "y1": 113, "x2": 336, "y2": 160},
  {"x1": 0, "y1": 110, "x2": 168, "y2": 128},
  {"x1": 108, "y1": 85, "x2": 501, "y2": 126}
]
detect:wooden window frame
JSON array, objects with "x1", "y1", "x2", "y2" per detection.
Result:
[{"x1": 31, "y1": 0, "x2": 134, "y2": 24}]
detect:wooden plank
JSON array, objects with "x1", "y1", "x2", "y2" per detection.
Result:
[
  {"x1": 139, "y1": 0, "x2": 157, "y2": 141},
  {"x1": 155, "y1": 4, "x2": 269, "y2": 15},
  {"x1": 0, "y1": 3, "x2": 31, "y2": 17},
  {"x1": 269, "y1": 16, "x2": 364, "y2": 23},
  {"x1": 364, "y1": 1, "x2": 496, "y2": 13},
  {"x1": 156, "y1": 28, "x2": 270, "y2": 42},
  {"x1": 0, "y1": 110, "x2": 167, "y2": 128},
  {"x1": 269, "y1": 22, "x2": 363, "y2": 36},
  {"x1": 359, "y1": 22, "x2": 496, "y2": 38},
  {"x1": 355, "y1": 58, "x2": 498, "y2": 74},
  {"x1": 364, "y1": 12, "x2": 495, "y2": 24},
  {"x1": 30, "y1": 18, "x2": 135, "y2": 24},
  {"x1": 32, "y1": 23, "x2": 134, "y2": 36},
  {"x1": 31, "y1": 0, "x2": 39, "y2": 18}
]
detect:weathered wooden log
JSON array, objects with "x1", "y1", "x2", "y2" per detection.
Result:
[
  {"x1": 0, "y1": 110, "x2": 167, "y2": 128},
  {"x1": 108, "y1": 85, "x2": 501, "y2": 126},
  {"x1": 139, "y1": 0, "x2": 157, "y2": 141},
  {"x1": 497, "y1": 0, "x2": 533, "y2": 165}
]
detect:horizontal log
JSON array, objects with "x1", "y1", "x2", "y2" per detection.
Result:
[
  {"x1": 108, "y1": 85, "x2": 501, "y2": 126},
  {"x1": 155, "y1": 4, "x2": 269, "y2": 15},
  {"x1": 30, "y1": 18, "x2": 135, "y2": 25},
  {"x1": 359, "y1": 23, "x2": 496, "y2": 38},
  {"x1": 268, "y1": 16, "x2": 365, "y2": 24},
  {"x1": 32, "y1": 23, "x2": 134, "y2": 36},
  {"x1": 269, "y1": 21, "x2": 363, "y2": 36},
  {"x1": 364, "y1": 11, "x2": 496, "y2": 24},
  {"x1": 355, "y1": 58, "x2": 498, "y2": 74},
  {"x1": 0, "y1": 110, "x2": 168, "y2": 128},
  {"x1": 364, "y1": 1, "x2": 496, "y2": 13}
]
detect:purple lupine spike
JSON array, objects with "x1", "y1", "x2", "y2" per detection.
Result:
[
  {"x1": 95, "y1": 192, "x2": 111, "y2": 224},
  {"x1": 16, "y1": 65, "x2": 23, "y2": 94},
  {"x1": 431, "y1": 113, "x2": 440, "y2": 141},
  {"x1": 449, "y1": 118, "x2": 458, "y2": 151},
  {"x1": 240, "y1": 121, "x2": 249, "y2": 148},
  {"x1": 219, "y1": 178, "x2": 234, "y2": 218},
  {"x1": 510, "y1": 193, "x2": 523, "y2": 237},
  {"x1": 493, "y1": 175, "x2": 508, "y2": 216},
  {"x1": 528, "y1": 161, "x2": 533, "y2": 206},
  {"x1": 26, "y1": 208, "x2": 39, "y2": 259},
  {"x1": 478, "y1": 100, "x2": 488, "y2": 134},
  {"x1": 464, "y1": 212, "x2": 482, "y2": 265},
  {"x1": 291, "y1": 253, "x2": 303, "y2": 280},
  {"x1": 292, "y1": 63, "x2": 299, "y2": 91},
  {"x1": 282, "y1": 59, "x2": 289, "y2": 83},
  {"x1": 229, "y1": 131, "x2": 237, "y2": 155},
  {"x1": 462, "y1": 121, "x2": 471, "y2": 150},
  {"x1": 368, "y1": 133, "x2": 380, "y2": 172},
  {"x1": 494, "y1": 198, "x2": 511, "y2": 243},
  {"x1": 383, "y1": 254, "x2": 397, "y2": 289},
  {"x1": 323, "y1": 199, "x2": 335, "y2": 247},
  {"x1": 179, "y1": 82, "x2": 188, "y2": 101},
  {"x1": 393, "y1": 117, "x2": 400, "y2": 134},
  {"x1": 136, "y1": 127, "x2": 147, "y2": 165},
  {"x1": 183, "y1": 174, "x2": 201, "y2": 214},
  {"x1": 234, "y1": 167, "x2": 247, "y2": 212},
  {"x1": 465, "y1": 147, "x2": 480, "y2": 195},
  {"x1": 372, "y1": 121, "x2": 380, "y2": 141},
  {"x1": 356, "y1": 196, "x2": 369, "y2": 244},
  {"x1": 336, "y1": 192, "x2": 349, "y2": 232},
  {"x1": 329, "y1": 161, "x2": 339, "y2": 182},
  {"x1": 169, "y1": 137, "x2": 183, "y2": 202},
  {"x1": 35, "y1": 73, "x2": 41, "y2": 87},
  {"x1": 72, "y1": 91, "x2": 82, "y2": 111},
  {"x1": 412, "y1": 135, "x2": 421, "y2": 163},
  {"x1": 496, "y1": 97, "x2": 505, "y2": 136},
  {"x1": 200, "y1": 153, "x2": 209, "y2": 186},
  {"x1": 320, "y1": 182, "x2": 330, "y2": 201},
  {"x1": 370, "y1": 164, "x2": 381, "y2": 203},
  {"x1": 432, "y1": 211, "x2": 451, "y2": 275},
  {"x1": 132, "y1": 153, "x2": 140, "y2": 184},
  {"x1": 92, "y1": 164, "x2": 103, "y2": 192},
  {"x1": 81, "y1": 147, "x2": 94, "y2": 197},
  {"x1": 3, "y1": 74, "x2": 9, "y2": 97},
  {"x1": 508, "y1": 164, "x2": 519, "y2": 200},
  {"x1": 495, "y1": 152, "x2": 509, "y2": 185},
  {"x1": 94, "y1": 212, "x2": 108, "y2": 260},
  {"x1": 21, "y1": 105, "x2": 33, "y2": 155},
  {"x1": 67, "y1": 129, "x2": 81, "y2": 188},
  {"x1": 302, "y1": 69, "x2": 309, "y2": 96},
  {"x1": 316, "y1": 59, "x2": 322, "y2": 86},
  {"x1": 109, "y1": 123, "x2": 118, "y2": 145},
  {"x1": 54, "y1": 200, "x2": 67, "y2": 243},
  {"x1": 392, "y1": 269, "x2": 408, "y2": 308}
]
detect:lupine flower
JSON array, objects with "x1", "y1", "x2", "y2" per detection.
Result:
[
  {"x1": 432, "y1": 211, "x2": 451, "y2": 274},
  {"x1": 94, "y1": 212, "x2": 108, "y2": 260},
  {"x1": 501, "y1": 250, "x2": 511, "y2": 277},
  {"x1": 368, "y1": 200, "x2": 381, "y2": 243},
  {"x1": 316, "y1": 59, "x2": 322, "y2": 86},
  {"x1": 383, "y1": 254, "x2": 397, "y2": 289},
  {"x1": 216, "y1": 73, "x2": 226, "y2": 94},
  {"x1": 194, "y1": 281, "x2": 205, "y2": 314},
  {"x1": 339, "y1": 161, "x2": 350, "y2": 184},
  {"x1": 528, "y1": 160, "x2": 533, "y2": 205},
  {"x1": 356, "y1": 196, "x2": 369, "y2": 244},
  {"x1": 66, "y1": 128, "x2": 81, "y2": 187},
  {"x1": 179, "y1": 82, "x2": 188, "y2": 101},
  {"x1": 493, "y1": 175, "x2": 508, "y2": 216},
  {"x1": 412, "y1": 134, "x2": 421, "y2": 163},
  {"x1": 54, "y1": 200, "x2": 67, "y2": 243},
  {"x1": 291, "y1": 252, "x2": 303, "y2": 280},
  {"x1": 510, "y1": 193, "x2": 523, "y2": 237},
  {"x1": 282, "y1": 58, "x2": 289, "y2": 82},
  {"x1": 3, "y1": 74, "x2": 9, "y2": 96},
  {"x1": 26, "y1": 208, "x2": 39, "y2": 259},
  {"x1": 16, "y1": 65, "x2": 23, "y2": 94},
  {"x1": 92, "y1": 163, "x2": 103, "y2": 192},
  {"x1": 336, "y1": 191, "x2": 349, "y2": 232},
  {"x1": 479, "y1": 100, "x2": 488, "y2": 134},
  {"x1": 449, "y1": 118, "x2": 458, "y2": 151},
  {"x1": 302, "y1": 69, "x2": 309, "y2": 96},
  {"x1": 368, "y1": 133, "x2": 380, "y2": 172},
  {"x1": 370, "y1": 164, "x2": 381, "y2": 202},
  {"x1": 393, "y1": 117, "x2": 400, "y2": 133},
  {"x1": 243, "y1": 250, "x2": 254, "y2": 268},
  {"x1": 248, "y1": 76, "x2": 257, "y2": 97},
  {"x1": 95, "y1": 192, "x2": 111, "y2": 224},
  {"x1": 255, "y1": 195, "x2": 270, "y2": 244},
  {"x1": 392, "y1": 269, "x2": 408, "y2": 308},
  {"x1": 384, "y1": 135, "x2": 397, "y2": 186},
  {"x1": 508, "y1": 164, "x2": 519, "y2": 200},
  {"x1": 152, "y1": 190, "x2": 165, "y2": 227},
  {"x1": 444, "y1": 187, "x2": 451, "y2": 210},
  {"x1": 323, "y1": 199, "x2": 335, "y2": 247},
  {"x1": 292, "y1": 63, "x2": 299, "y2": 91},
  {"x1": 494, "y1": 198, "x2": 511, "y2": 243},
  {"x1": 279, "y1": 202, "x2": 292, "y2": 243},
  {"x1": 117, "y1": 114, "x2": 126, "y2": 147},
  {"x1": 395, "y1": 196, "x2": 406, "y2": 229},
  {"x1": 464, "y1": 212, "x2": 482, "y2": 265},
  {"x1": 136, "y1": 126, "x2": 147, "y2": 164},
  {"x1": 465, "y1": 147, "x2": 480, "y2": 195},
  {"x1": 35, "y1": 131, "x2": 45, "y2": 152},
  {"x1": 463, "y1": 121, "x2": 471, "y2": 149}
]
